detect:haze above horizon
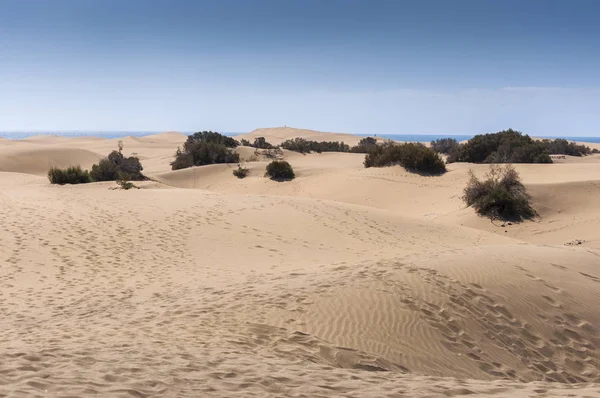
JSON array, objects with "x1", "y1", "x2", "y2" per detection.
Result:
[{"x1": 1, "y1": 0, "x2": 599, "y2": 136}]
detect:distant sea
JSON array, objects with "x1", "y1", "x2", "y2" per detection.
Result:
[{"x1": 2, "y1": 131, "x2": 600, "y2": 144}]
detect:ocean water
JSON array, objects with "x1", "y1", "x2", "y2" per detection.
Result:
[{"x1": 2, "y1": 131, "x2": 600, "y2": 144}]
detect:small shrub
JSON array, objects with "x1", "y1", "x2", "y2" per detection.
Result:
[
  {"x1": 240, "y1": 138, "x2": 252, "y2": 146},
  {"x1": 364, "y1": 142, "x2": 446, "y2": 174},
  {"x1": 252, "y1": 137, "x2": 274, "y2": 149},
  {"x1": 265, "y1": 160, "x2": 295, "y2": 180},
  {"x1": 350, "y1": 137, "x2": 377, "y2": 153},
  {"x1": 48, "y1": 165, "x2": 91, "y2": 185},
  {"x1": 593, "y1": 148, "x2": 599, "y2": 154},
  {"x1": 90, "y1": 149, "x2": 144, "y2": 181},
  {"x1": 431, "y1": 138, "x2": 459, "y2": 154},
  {"x1": 233, "y1": 165, "x2": 250, "y2": 178},
  {"x1": 171, "y1": 131, "x2": 240, "y2": 170},
  {"x1": 462, "y1": 165, "x2": 535, "y2": 220}
]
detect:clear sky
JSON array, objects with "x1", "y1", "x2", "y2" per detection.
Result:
[{"x1": 1, "y1": 0, "x2": 599, "y2": 135}]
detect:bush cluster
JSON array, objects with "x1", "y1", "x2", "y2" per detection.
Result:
[
  {"x1": 447, "y1": 129, "x2": 552, "y2": 164},
  {"x1": 462, "y1": 165, "x2": 535, "y2": 220},
  {"x1": 90, "y1": 150, "x2": 144, "y2": 181},
  {"x1": 48, "y1": 142, "x2": 144, "y2": 185},
  {"x1": 265, "y1": 160, "x2": 295, "y2": 180},
  {"x1": 233, "y1": 165, "x2": 250, "y2": 178},
  {"x1": 240, "y1": 136, "x2": 274, "y2": 149},
  {"x1": 364, "y1": 142, "x2": 446, "y2": 174},
  {"x1": 48, "y1": 165, "x2": 91, "y2": 185},
  {"x1": 171, "y1": 131, "x2": 240, "y2": 170},
  {"x1": 541, "y1": 138, "x2": 592, "y2": 157},
  {"x1": 280, "y1": 137, "x2": 350, "y2": 153},
  {"x1": 349, "y1": 137, "x2": 378, "y2": 153},
  {"x1": 430, "y1": 138, "x2": 459, "y2": 155}
]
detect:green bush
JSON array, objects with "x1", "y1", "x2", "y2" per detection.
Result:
[
  {"x1": 430, "y1": 138, "x2": 459, "y2": 154},
  {"x1": 280, "y1": 138, "x2": 349, "y2": 153},
  {"x1": 171, "y1": 131, "x2": 240, "y2": 170},
  {"x1": 239, "y1": 138, "x2": 252, "y2": 146},
  {"x1": 90, "y1": 150, "x2": 144, "y2": 181},
  {"x1": 447, "y1": 129, "x2": 551, "y2": 164},
  {"x1": 350, "y1": 137, "x2": 377, "y2": 153},
  {"x1": 48, "y1": 165, "x2": 91, "y2": 185},
  {"x1": 593, "y1": 148, "x2": 600, "y2": 154},
  {"x1": 541, "y1": 138, "x2": 592, "y2": 156},
  {"x1": 252, "y1": 137, "x2": 274, "y2": 149},
  {"x1": 233, "y1": 165, "x2": 250, "y2": 178},
  {"x1": 265, "y1": 160, "x2": 295, "y2": 180},
  {"x1": 462, "y1": 165, "x2": 535, "y2": 220},
  {"x1": 364, "y1": 142, "x2": 446, "y2": 174}
]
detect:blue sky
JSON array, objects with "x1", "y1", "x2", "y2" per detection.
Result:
[{"x1": 1, "y1": 0, "x2": 599, "y2": 135}]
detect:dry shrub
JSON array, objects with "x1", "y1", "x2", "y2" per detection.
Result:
[{"x1": 462, "y1": 165, "x2": 535, "y2": 220}]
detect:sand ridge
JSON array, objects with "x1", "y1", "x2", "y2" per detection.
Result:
[{"x1": 2, "y1": 129, "x2": 600, "y2": 397}]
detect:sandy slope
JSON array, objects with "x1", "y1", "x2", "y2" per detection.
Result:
[{"x1": 2, "y1": 130, "x2": 600, "y2": 397}]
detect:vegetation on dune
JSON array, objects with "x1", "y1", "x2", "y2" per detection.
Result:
[
  {"x1": 48, "y1": 165, "x2": 91, "y2": 185},
  {"x1": 447, "y1": 129, "x2": 552, "y2": 164},
  {"x1": 240, "y1": 136, "x2": 274, "y2": 149},
  {"x1": 349, "y1": 137, "x2": 378, "y2": 153},
  {"x1": 364, "y1": 142, "x2": 446, "y2": 175},
  {"x1": 541, "y1": 138, "x2": 592, "y2": 157},
  {"x1": 233, "y1": 165, "x2": 250, "y2": 178},
  {"x1": 90, "y1": 148, "x2": 144, "y2": 181},
  {"x1": 430, "y1": 138, "x2": 460, "y2": 155},
  {"x1": 171, "y1": 131, "x2": 240, "y2": 170},
  {"x1": 446, "y1": 129, "x2": 594, "y2": 164},
  {"x1": 280, "y1": 137, "x2": 350, "y2": 153},
  {"x1": 265, "y1": 160, "x2": 295, "y2": 181},
  {"x1": 48, "y1": 141, "x2": 144, "y2": 185},
  {"x1": 462, "y1": 165, "x2": 535, "y2": 221}
]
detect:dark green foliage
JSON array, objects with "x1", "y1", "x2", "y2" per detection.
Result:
[
  {"x1": 447, "y1": 129, "x2": 551, "y2": 164},
  {"x1": 48, "y1": 165, "x2": 91, "y2": 185},
  {"x1": 462, "y1": 165, "x2": 535, "y2": 220},
  {"x1": 233, "y1": 165, "x2": 250, "y2": 178},
  {"x1": 171, "y1": 131, "x2": 240, "y2": 170},
  {"x1": 240, "y1": 138, "x2": 252, "y2": 146},
  {"x1": 90, "y1": 150, "x2": 144, "y2": 181},
  {"x1": 593, "y1": 148, "x2": 600, "y2": 154},
  {"x1": 183, "y1": 131, "x2": 239, "y2": 149},
  {"x1": 252, "y1": 137, "x2": 274, "y2": 149},
  {"x1": 350, "y1": 137, "x2": 377, "y2": 153},
  {"x1": 430, "y1": 138, "x2": 459, "y2": 154},
  {"x1": 280, "y1": 137, "x2": 350, "y2": 153},
  {"x1": 363, "y1": 142, "x2": 446, "y2": 175},
  {"x1": 541, "y1": 139, "x2": 592, "y2": 156},
  {"x1": 265, "y1": 160, "x2": 295, "y2": 180}
]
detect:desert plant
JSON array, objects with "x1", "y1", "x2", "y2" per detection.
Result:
[
  {"x1": 280, "y1": 138, "x2": 349, "y2": 153},
  {"x1": 265, "y1": 160, "x2": 295, "y2": 180},
  {"x1": 233, "y1": 165, "x2": 250, "y2": 178},
  {"x1": 171, "y1": 131, "x2": 240, "y2": 170},
  {"x1": 462, "y1": 165, "x2": 535, "y2": 220},
  {"x1": 447, "y1": 129, "x2": 551, "y2": 164},
  {"x1": 350, "y1": 137, "x2": 377, "y2": 153},
  {"x1": 430, "y1": 138, "x2": 459, "y2": 154},
  {"x1": 593, "y1": 148, "x2": 600, "y2": 154},
  {"x1": 252, "y1": 136, "x2": 274, "y2": 149},
  {"x1": 240, "y1": 138, "x2": 252, "y2": 146},
  {"x1": 48, "y1": 165, "x2": 91, "y2": 185},
  {"x1": 90, "y1": 149, "x2": 144, "y2": 181},
  {"x1": 364, "y1": 142, "x2": 446, "y2": 174}
]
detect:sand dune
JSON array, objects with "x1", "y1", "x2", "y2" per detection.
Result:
[
  {"x1": 235, "y1": 126, "x2": 376, "y2": 146},
  {"x1": 0, "y1": 146, "x2": 102, "y2": 176},
  {"x1": 2, "y1": 130, "x2": 600, "y2": 397}
]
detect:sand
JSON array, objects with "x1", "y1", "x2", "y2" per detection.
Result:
[{"x1": 1, "y1": 128, "x2": 600, "y2": 397}]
